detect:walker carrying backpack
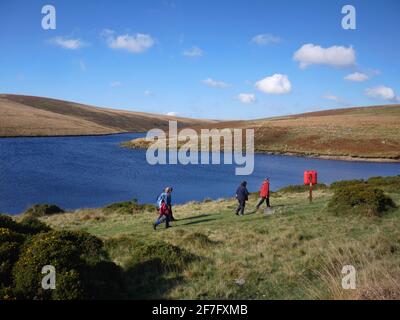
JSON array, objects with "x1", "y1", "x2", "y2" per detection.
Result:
[{"x1": 156, "y1": 193, "x2": 165, "y2": 208}]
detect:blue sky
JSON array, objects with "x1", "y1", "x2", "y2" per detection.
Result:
[{"x1": 0, "y1": 0, "x2": 399, "y2": 120}]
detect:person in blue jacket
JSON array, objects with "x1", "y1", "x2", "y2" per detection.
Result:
[{"x1": 235, "y1": 181, "x2": 249, "y2": 216}]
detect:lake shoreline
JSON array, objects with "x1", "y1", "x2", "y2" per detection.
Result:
[
  {"x1": 0, "y1": 131, "x2": 141, "y2": 139},
  {"x1": 122, "y1": 139, "x2": 400, "y2": 164}
]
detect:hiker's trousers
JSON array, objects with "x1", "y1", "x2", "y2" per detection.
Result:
[
  {"x1": 256, "y1": 197, "x2": 270, "y2": 208},
  {"x1": 236, "y1": 200, "x2": 246, "y2": 215}
]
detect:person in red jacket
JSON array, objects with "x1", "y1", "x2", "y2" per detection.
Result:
[
  {"x1": 153, "y1": 199, "x2": 170, "y2": 230},
  {"x1": 256, "y1": 178, "x2": 271, "y2": 210}
]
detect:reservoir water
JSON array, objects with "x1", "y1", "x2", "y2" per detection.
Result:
[{"x1": 1, "y1": 133, "x2": 399, "y2": 214}]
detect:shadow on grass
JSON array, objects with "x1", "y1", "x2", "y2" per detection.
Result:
[
  {"x1": 124, "y1": 258, "x2": 185, "y2": 299},
  {"x1": 176, "y1": 213, "x2": 210, "y2": 221},
  {"x1": 121, "y1": 240, "x2": 201, "y2": 299},
  {"x1": 180, "y1": 218, "x2": 218, "y2": 226}
]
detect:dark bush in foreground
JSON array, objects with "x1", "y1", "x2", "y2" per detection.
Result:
[
  {"x1": 24, "y1": 204, "x2": 64, "y2": 218},
  {"x1": 19, "y1": 216, "x2": 52, "y2": 235},
  {"x1": 278, "y1": 183, "x2": 327, "y2": 193},
  {"x1": 0, "y1": 228, "x2": 25, "y2": 291},
  {"x1": 12, "y1": 230, "x2": 124, "y2": 299},
  {"x1": 0, "y1": 215, "x2": 22, "y2": 233},
  {"x1": 105, "y1": 199, "x2": 156, "y2": 214},
  {"x1": 0, "y1": 214, "x2": 52, "y2": 236},
  {"x1": 328, "y1": 184, "x2": 396, "y2": 217}
]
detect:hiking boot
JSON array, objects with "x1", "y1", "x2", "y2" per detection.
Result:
[
  {"x1": 153, "y1": 223, "x2": 157, "y2": 230},
  {"x1": 165, "y1": 225, "x2": 172, "y2": 229}
]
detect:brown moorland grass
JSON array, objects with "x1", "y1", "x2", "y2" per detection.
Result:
[
  {"x1": 2, "y1": 94, "x2": 400, "y2": 160},
  {"x1": 126, "y1": 104, "x2": 400, "y2": 161},
  {"x1": 0, "y1": 94, "x2": 216, "y2": 137}
]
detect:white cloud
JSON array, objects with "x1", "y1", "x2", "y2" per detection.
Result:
[
  {"x1": 365, "y1": 86, "x2": 399, "y2": 102},
  {"x1": 251, "y1": 34, "x2": 281, "y2": 46},
  {"x1": 323, "y1": 94, "x2": 350, "y2": 105},
  {"x1": 202, "y1": 78, "x2": 230, "y2": 88},
  {"x1": 49, "y1": 36, "x2": 87, "y2": 50},
  {"x1": 344, "y1": 72, "x2": 369, "y2": 82},
  {"x1": 237, "y1": 93, "x2": 256, "y2": 104},
  {"x1": 183, "y1": 46, "x2": 203, "y2": 57},
  {"x1": 102, "y1": 29, "x2": 155, "y2": 54},
  {"x1": 144, "y1": 90, "x2": 153, "y2": 96},
  {"x1": 255, "y1": 74, "x2": 291, "y2": 95},
  {"x1": 79, "y1": 60, "x2": 86, "y2": 71},
  {"x1": 323, "y1": 94, "x2": 340, "y2": 101},
  {"x1": 166, "y1": 111, "x2": 178, "y2": 116},
  {"x1": 110, "y1": 81, "x2": 122, "y2": 88},
  {"x1": 293, "y1": 43, "x2": 356, "y2": 69}
]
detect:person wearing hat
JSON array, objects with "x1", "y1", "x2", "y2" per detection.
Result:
[{"x1": 235, "y1": 181, "x2": 249, "y2": 216}]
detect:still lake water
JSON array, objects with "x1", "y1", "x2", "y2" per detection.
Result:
[{"x1": 0, "y1": 133, "x2": 399, "y2": 214}]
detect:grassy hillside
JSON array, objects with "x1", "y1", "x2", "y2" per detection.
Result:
[
  {"x1": 0, "y1": 94, "x2": 215, "y2": 137},
  {"x1": 2, "y1": 94, "x2": 399, "y2": 160},
  {"x1": 30, "y1": 177, "x2": 400, "y2": 300},
  {"x1": 126, "y1": 104, "x2": 400, "y2": 161}
]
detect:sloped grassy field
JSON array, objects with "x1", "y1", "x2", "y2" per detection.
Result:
[{"x1": 37, "y1": 178, "x2": 400, "y2": 300}]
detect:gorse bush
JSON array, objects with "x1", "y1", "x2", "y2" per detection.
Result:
[
  {"x1": 105, "y1": 199, "x2": 156, "y2": 215},
  {"x1": 367, "y1": 175, "x2": 400, "y2": 192},
  {"x1": 0, "y1": 228, "x2": 25, "y2": 291},
  {"x1": 328, "y1": 184, "x2": 396, "y2": 217},
  {"x1": 330, "y1": 176, "x2": 400, "y2": 193},
  {"x1": 12, "y1": 230, "x2": 125, "y2": 300},
  {"x1": 24, "y1": 204, "x2": 64, "y2": 218},
  {"x1": 330, "y1": 179, "x2": 366, "y2": 189},
  {"x1": 0, "y1": 215, "x2": 23, "y2": 233},
  {"x1": 19, "y1": 216, "x2": 52, "y2": 235},
  {"x1": 0, "y1": 213, "x2": 126, "y2": 300},
  {"x1": 278, "y1": 183, "x2": 327, "y2": 193},
  {"x1": 12, "y1": 231, "x2": 86, "y2": 299}
]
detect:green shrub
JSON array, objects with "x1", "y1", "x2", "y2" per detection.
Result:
[
  {"x1": 278, "y1": 183, "x2": 327, "y2": 193},
  {"x1": 23, "y1": 204, "x2": 64, "y2": 218},
  {"x1": 53, "y1": 230, "x2": 107, "y2": 263},
  {"x1": 330, "y1": 179, "x2": 366, "y2": 189},
  {"x1": 327, "y1": 184, "x2": 396, "y2": 217},
  {"x1": 0, "y1": 214, "x2": 22, "y2": 233},
  {"x1": 12, "y1": 230, "x2": 123, "y2": 299},
  {"x1": 19, "y1": 216, "x2": 52, "y2": 235},
  {"x1": 104, "y1": 199, "x2": 156, "y2": 215},
  {"x1": 367, "y1": 176, "x2": 400, "y2": 192},
  {"x1": 0, "y1": 214, "x2": 51, "y2": 236},
  {"x1": 0, "y1": 228, "x2": 25, "y2": 289}
]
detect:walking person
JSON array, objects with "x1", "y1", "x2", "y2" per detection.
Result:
[
  {"x1": 153, "y1": 188, "x2": 171, "y2": 230},
  {"x1": 166, "y1": 187, "x2": 176, "y2": 221},
  {"x1": 256, "y1": 178, "x2": 271, "y2": 210},
  {"x1": 235, "y1": 181, "x2": 249, "y2": 216}
]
